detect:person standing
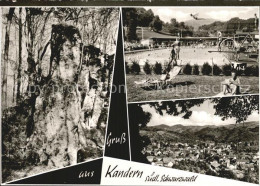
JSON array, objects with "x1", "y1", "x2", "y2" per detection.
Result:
[
  {"x1": 170, "y1": 45, "x2": 177, "y2": 66},
  {"x1": 175, "y1": 42, "x2": 181, "y2": 60}
]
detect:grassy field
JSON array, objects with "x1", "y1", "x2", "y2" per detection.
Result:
[{"x1": 126, "y1": 74, "x2": 259, "y2": 102}]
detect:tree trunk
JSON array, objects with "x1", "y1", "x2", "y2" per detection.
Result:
[
  {"x1": 2, "y1": 8, "x2": 15, "y2": 109},
  {"x1": 25, "y1": 8, "x2": 37, "y2": 137},
  {"x1": 16, "y1": 8, "x2": 22, "y2": 104}
]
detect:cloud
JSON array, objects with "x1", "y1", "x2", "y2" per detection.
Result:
[
  {"x1": 206, "y1": 10, "x2": 245, "y2": 21},
  {"x1": 204, "y1": 7, "x2": 258, "y2": 21},
  {"x1": 157, "y1": 9, "x2": 190, "y2": 23},
  {"x1": 144, "y1": 7, "x2": 259, "y2": 22},
  {"x1": 142, "y1": 104, "x2": 259, "y2": 127},
  {"x1": 190, "y1": 111, "x2": 231, "y2": 126},
  {"x1": 247, "y1": 111, "x2": 259, "y2": 121},
  {"x1": 147, "y1": 8, "x2": 190, "y2": 23}
]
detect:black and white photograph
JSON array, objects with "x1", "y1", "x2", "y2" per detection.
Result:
[
  {"x1": 123, "y1": 7, "x2": 259, "y2": 102},
  {"x1": 128, "y1": 95, "x2": 259, "y2": 184},
  {"x1": 1, "y1": 7, "x2": 119, "y2": 183}
]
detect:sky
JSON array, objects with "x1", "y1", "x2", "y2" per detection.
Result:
[
  {"x1": 142, "y1": 99, "x2": 259, "y2": 127},
  {"x1": 145, "y1": 7, "x2": 259, "y2": 23}
]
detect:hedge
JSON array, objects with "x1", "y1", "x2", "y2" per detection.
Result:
[
  {"x1": 222, "y1": 64, "x2": 232, "y2": 76},
  {"x1": 153, "y1": 62, "x2": 163, "y2": 75},
  {"x1": 183, "y1": 63, "x2": 192, "y2": 75},
  {"x1": 202, "y1": 62, "x2": 212, "y2": 75},
  {"x1": 213, "y1": 64, "x2": 222, "y2": 76},
  {"x1": 143, "y1": 61, "x2": 152, "y2": 74},
  {"x1": 193, "y1": 64, "x2": 200, "y2": 75},
  {"x1": 131, "y1": 61, "x2": 141, "y2": 74}
]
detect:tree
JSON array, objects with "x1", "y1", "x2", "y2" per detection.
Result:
[
  {"x1": 136, "y1": 8, "x2": 154, "y2": 27},
  {"x1": 150, "y1": 16, "x2": 163, "y2": 32},
  {"x1": 213, "y1": 95, "x2": 259, "y2": 125},
  {"x1": 16, "y1": 8, "x2": 22, "y2": 104},
  {"x1": 2, "y1": 8, "x2": 15, "y2": 109},
  {"x1": 213, "y1": 96, "x2": 259, "y2": 152},
  {"x1": 122, "y1": 8, "x2": 138, "y2": 41}
]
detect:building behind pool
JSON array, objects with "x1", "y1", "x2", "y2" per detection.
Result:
[{"x1": 132, "y1": 27, "x2": 259, "y2": 48}]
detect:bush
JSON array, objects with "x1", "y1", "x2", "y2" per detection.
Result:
[
  {"x1": 251, "y1": 65, "x2": 259, "y2": 77},
  {"x1": 244, "y1": 66, "x2": 252, "y2": 76},
  {"x1": 213, "y1": 64, "x2": 222, "y2": 76},
  {"x1": 183, "y1": 63, "x2": 192, "y2": 75},
  {"x1": 143, "y1": 61, "x2": 152, "y2": 74},
  {"x1": 125, "y1": 62, "x2": 130, "y2": 74},
  {"x1": 193, "y1": 64, "x2": 200, "y2": 75},
  {"x1": 131, "y1": 61, "x2": 141, "y2": 74},
  {"x1": 222, "y1": 64, "x2": 231, "y2": 76},
  {"x1": 153, "y1": 62, "x2": 163, "y2": 74},
  {"x1": 201, "y1": 62, "x2": 212, "y2": 75}
]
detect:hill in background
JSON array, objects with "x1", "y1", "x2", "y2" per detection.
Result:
[
  {"x1": 141, "y1": 121, "x2": 259, "y2": 144},
  {"x1": 185, "y1": 18, "x2": 217, "y2": 31}
]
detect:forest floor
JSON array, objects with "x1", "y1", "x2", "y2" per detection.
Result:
[
  {"x1": 3, "y1": 164, "x2": 54, "y2": 183},
  {"x1": 126, "y1": 74, "x2": 259, "y2": 102}
]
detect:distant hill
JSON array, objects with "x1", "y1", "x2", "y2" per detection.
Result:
[
  {"x1": 196, "y1": 17, "x2": 257, "y2": 35},
  {"x1": 142, "y1": 121, "x2": 259, "y2": 143},
  {"x1": 136, "y1": 27, "x2": 177, "y2": 40},
  {"x1": 185, "y1": 19, "x2": 218, "y2": 31}
]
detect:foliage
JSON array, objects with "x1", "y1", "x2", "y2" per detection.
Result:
[
  {"x1": 163, "y1": 18, "x2": 193, "y2": 37},
  {"x1": 201, "y1": 62, "x2": 212, "y2": 75},
  {"x1": 136, "y1": 8, "x2": 154, "y2": 27},
  {"x1": 125, "y1": 62, "x2": 131, "y2": 74},
  {"x1": 251, "y1": 65, "x2": 259, "y2": 77},
  {"x1": 183, "y1": 63, "x2": 192, "y2": 75},
  {"x1": 143, "y1": 61, "x2": 152, "y2": 75},
  {"x1": 150, "y1": 15, "x2": 163, "y2": 32},
  {"x1": 244, "y1": 66, "x2": 253, "y2": 76},
  {"x1": 198, "y1": 17, "x2": 258, "y2": 36},
  {"x1": 131, "y1": 61, "x2": 141, "y2": 75},
  {"x1": 122, "y1": 8, "x2": 138, "y2": 41},
  {"x1": 153, "y1": 62, "x2": 163, "y2": 75},
  {"x1": 222, "y1": 64, "x2": 232, "y2": 76},
  {"x1": 193, "y1": 64, "x2": 200, "y2": 75},
  {"x1": 213, "y1": 95, "x2": 259, "y2": 124},
  {"x1": 213, "y1": 64, "x2": 222, "y2": 76},
  {"x1": 219, "y1": 169, "x2": 237, "y2": 179}
]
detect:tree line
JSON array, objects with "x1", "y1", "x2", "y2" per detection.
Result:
[
  {"x1": 122, "y1": 8, "x2": 194, "y2": 41},
  {"x1": 122, "y1": 8, "x2": 259, "y2": 41}
]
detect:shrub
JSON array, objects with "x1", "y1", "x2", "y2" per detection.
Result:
[
  {"x1": 143, "y1": 61, "x2": 152, "y2": 74},
  {"x1": 183, "y1": 63, "x2": 192, "y2": 75},
  {"x1": 125, "y1": 62, "x2": 130, "y2": 74},
  {"x1": 222, "y1": 64, "x2": 232, "y2": 76},
  {"x1": 131, "y1": 61, "x2": 141, "y2": 74},
  {"x1": 193, "y1": 64, "x2": 200, "y2": 75},
  {"x1": 201, "y1": 62, "x2": 212, "y2": 75},
  {"x1": 244, "y1": 66, "x2": 252, "y2": 76},
  {"x1": 213, "y1": 64, "x2": 222, "y2": 76},
  {"x1": 153, "y1": 62, "x2": 163, "y2": 74},
  {"x1": 251, "y1": 65, "x2": 259, "y2": 77}
]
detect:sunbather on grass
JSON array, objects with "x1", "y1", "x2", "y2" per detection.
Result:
[{"x1": 221, "y1": 70, "x2": 241, "y2": 95}]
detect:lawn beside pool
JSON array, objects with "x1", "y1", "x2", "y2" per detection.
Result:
[{"x1": 126, "y1": 74, "x2": 259, "y2": 102}]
